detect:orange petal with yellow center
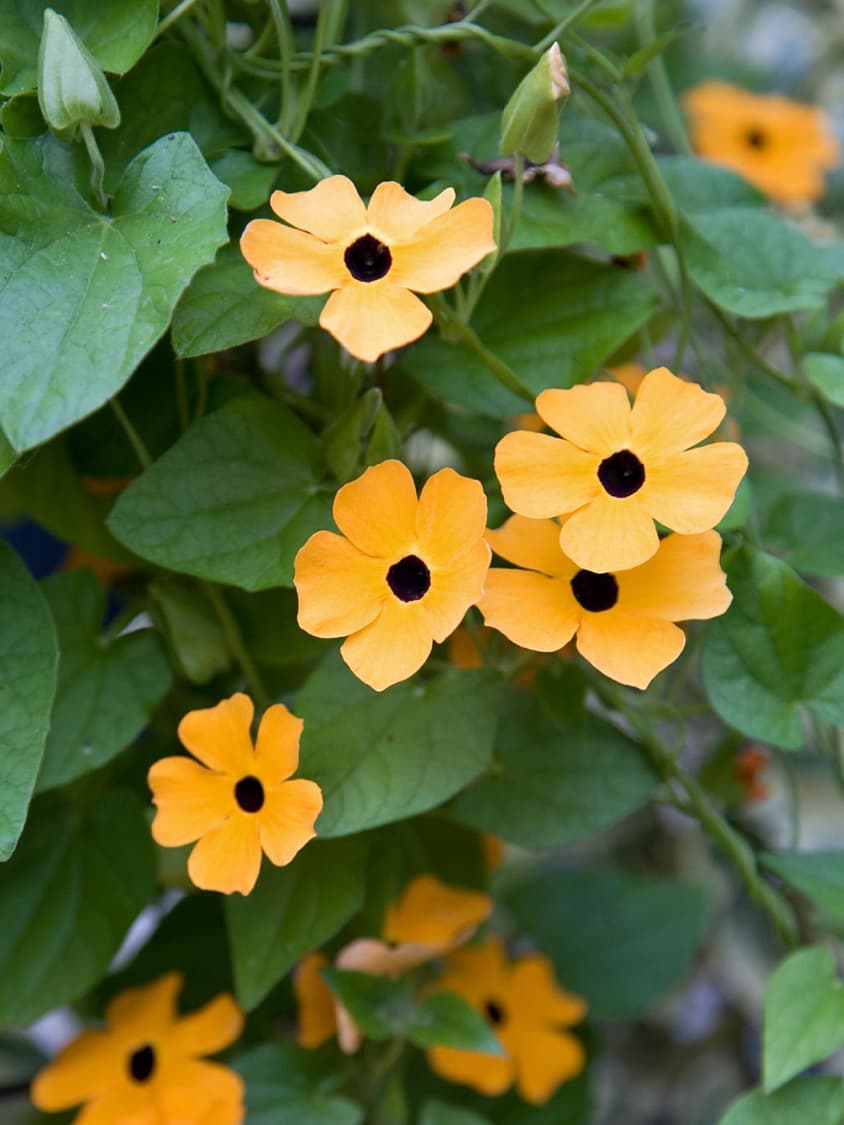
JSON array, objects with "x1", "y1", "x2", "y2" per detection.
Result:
[
  {"x1": 240, "y1": 220, "x2": 346, "y2": 294},
  {"x1": 631, "y1": 367, "x2": 726, "y2": 458},
  {"x1": 148, "y1": 757, "x2": 234, "y2": 847},
  {"x1": 294, "y1": 953, "x2": 337, "y2": 1049},
  {"x1": 389, "y1": 198, "x2": 496, "y2": 293},
  {"x1": 486, "y1": 515, "x2": 574, "y2": 578},
  {"x1": 332, "y1": 460, "x2": 418, "y2": 559},
  {"x1": 269, "y1": 175, "x2": 366, "y2": 241},
  {"x1": 177, "y1": 694, "x2": 256, "y2": 776},
  {"x1": 105, "y1": 972, "x2": 182, "y2": 1034},
  {"x1": 294, "y1": 530, "x2": 388, "y2": 639},
  {"x1": 254, "y1": 703, "x2": 304, "y2": 781},
  {"x1": 560, "y1": 492, "x2": 658, "y2": 573},
  {"x1": 618, "y1": 531, "x2": 731, "y2": 622},
  {"x1": 187, "y1": 814, "x2": 263, "y2": 895},
  {"x1": 416, "y1": 467, "x2": 487, "y2": 565},
  {"x1": 258, "y1": 778, "x2": 322, "y2": 866},
  {"x1": 495, "y1": 431, "x2": 599, "y2": 518},
  {"x1": 427, "y1": 1044, "x2": 514, "y2": 1096},
  {"x1": 163, "y1": 994, "x2": 244, "y2": 1061},
  {"x1": 509, "y1": 955, "x2": 587, "y2": 1027},
  {"x1": 576, "y1": 611, "x2": 685, "y2": 689},
  {"x1": 30, "y1": 1030, "x2": 122, "y2": 1111},
  {"x1": 366, "y1": 182, "x2": 455, "y2": 242},
  {"x1": 479, "y1": 570, "x2": 579, "y2": 653},
  {"x1": 643, "y1": 443, "x2": 748, "y2": 533},
  {"x1": 384, "y1": 875, "x2": 492, "y2": 947},
  {"x1": 340, "y1": 597, "x2": 433, "y2": 691},
  {"x1": 319, "y1": 281, "x2": 432, "y2": 362},
  {"x1": 536, "y1": 382, "x2": 632, "y2": 454},
  {"x1": 515, "y1": 1027, "x2": 586, "y2": 1105},
  {"x1": 422, "y1": 539, "x2": 491, "y2": 644},
  {"x1": 156, "y1": 1060, "x2": 245, "y2": 1123}
]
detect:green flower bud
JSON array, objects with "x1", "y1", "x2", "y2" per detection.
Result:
[
  {"x1": 499, "y1": 43, "x2": 570, "y2": 164},
  {"x1": 37, "y1": 9, "x2": 121, "y2": 132}
]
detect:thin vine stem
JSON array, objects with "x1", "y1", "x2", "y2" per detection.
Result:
[
  {"x1": 429, "y1": 295, "x2": 533, "y2": 403},
  {"x1": 203, "y1": 582, "x2": 269, "y2": 708},
  {"x1": 267, "y1": 0, "x2": 295, "y2": 133},
  {"x1": 635, "y1": 0, "x2": 693, "y2": 154},
  {"x1": 535, "y1": 0, "x2": 605, "y2": 51},
  {"x1": 110, "y1": 398, "x2": 152, "y2": 471},
  {"x1": 154, "y1": 0, "x2": 203, "y2": 40}
]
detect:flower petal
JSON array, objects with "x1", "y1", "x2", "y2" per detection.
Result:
[
  {"x1": 269, "y1": 175, "x2": 366, "y2": 240},
  {"x1": 422, "y1": 539, "x2": 491, "y2": 643},
  {"x1": 560, "y1": 492, "x2": 658, "y2": 573},
  {"x1": 536, "y1": 382, "x2": 632, "y2": 454},
  {"x1": 576, "y1": 611, "x2": 685, "y2": 689},
  {"x1": 340, "y1": 598, "x2": 432, "y2": 691},
  {"x1": 294, "y1": 953, "x2": 337, "y2": 1049},
  {"x1": 148, "y1": 757, "x2": 234, "y2": 847},
  {"x1": 30, "y1": 1030, "x2": 121, "y2": 1111},
  {"x1": 509, "y1": 955, "x2": 587, "y2": 1027},
  {"x1": 165, "y1": 995, "x2": 244, "y2": 1061},
  {"x1": 105, "y1": 972, "x2": 182, "y2": 1035},
  {"x1": 366, "y1": 182, "x2": 456, "y2": 242},
  {"x1": 319, "y1": 281, "x2": 432, "y2": 362},
  {"x1": 254, "y1": 702, "x2": 304, "y2": 781},
  {"x1": 426, "y1": 1044, "x2": 514, "y2": 1097},
  {"x1": 416, "y1": 467, "x2": 487, "y2": 565},
  {"x1": 486, "y1": 515, "x2": 575, "y2": 578},
  {"x1": 631, "y1": 367, "x2": 726, "y2": 458},
  {"x1": 156, "y1": 1060, "x2": 244, "y2": 1124},
  {"x1": 72, "y1": 1086, "x2": 153, "y2": 1125},
  {"x1": 187, "y1": 815, "x2": 263, "y2": 895},
  {"x1": 384, "y1": 875, "x2": 491, "y2": 947},
  {"x1": 495, "y1": 431, "x2": 600, "y2": 519},
  {"x1": 258, "y1": 778, "x2": 322, "y2": 866},
  {"x1": 619, "y1": 531, "x2": 731, "y2": 622},
  {"x1": 294, "y1": 530, "x2": 388, "y2": 638},
  {"x1": 240, "y1": 220, "x2": 346, "y2": 294},
  {"x1": 389, "y1": 198, "x2": 496, "y2": 292},
  {"x1": 515, "y1": 1027, "x2": 586, "y2": 1105},
  {"x1": 177, "y1": 694, "x2": 255, "y2": 775},
  {"x1": 643, "y1": 443, "x2": 749, "y2": 533},
  {"x1": 332, "y1": 460, "x2": 418, "y2": 559},
  {"x1": 479, "y1": 570, "x2": 579, "y2": 653}
]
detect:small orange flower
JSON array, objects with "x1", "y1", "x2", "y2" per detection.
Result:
[
  {"x1": 426, "y1": 937, "x2": 586, "y2": 1105},
  {"x1": 735, "y1": 745, "x2": 771, "y2": 802},
  {"x1": 148, "y1": 694, "x2": 323, "y2": 895},
  {"x1": 494, "y1": 368, "x2": 747, "y2": 572},
  {"x1": 479, "y1": 516, "x2": 731, "y2": 689},
  {"x1": 684, "y1": 81, "x2": 841, "y2": 206},
  {"x1": 31, "y1": 973, "x2": 244, "y2": 1124},
  {"x1": 294, "y1": 460, "x2": 491, "y2": 691},
  {"x1": 240, "y1": 176, "x2": 496, "y2": 362}
]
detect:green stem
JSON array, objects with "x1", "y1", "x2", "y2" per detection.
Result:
[
  {"x1": 430, "y1": 296, "x2": 533, "y2": 404},
  {"x1": 110, "y1": 398, "x2": 152, "y2": 470},
  {"x1": 267, "y1": 0, "x2": 294, "y2": 132},
  {"x1": 203, "y1": 582, "x2": 269, "y2": 707},
  {"x1": 288, "y1": 0, "x2": 333, "y2": 142},
  {"x1": 155, "y1": 0, "x2": 203, "y2": 39},
  {"x1": 635, "y1": 0, "x2": 692, "y2": 154},
  {"x1": 535, "y1": 0, "x2": 605, "y2": 51},
  {"x1": 80, "y1": 122, "x2": 107, "y2": 210},
  {"x1": 783, "y1": 316, "x2": 844, "y2": 487}
]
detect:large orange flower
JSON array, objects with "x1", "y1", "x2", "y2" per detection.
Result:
[
  {"x1": 684, "y1": 81, "x2": 841, "y2": 206},
  {"x1": 479, "y1": 516, "x2": 731, "y2": 690},
  {"x1": 148, "y1": 694, "x2": 323, "y2": 895},
  {"x1": 426, "y1": 937, "x2": 586, "y2": 1105},
  {"x1": 294, "y1": 459, "x2": 490, "y2": 691},
  {"x1": 240, "y1": 176, "x2": 496, "y2": 361},
  {"x1": 494, "y1": 368, "x2": 747, "y2": 572},
  {"x1": 31, "y1": 973, "x2": 244, "y2": 1124}
]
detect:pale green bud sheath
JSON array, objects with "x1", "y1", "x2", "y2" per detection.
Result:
[
  {"x1": 499, "y1": 42, "x2": 570, "y2": 164},
  {"x1": 37, "y1": 9, "x2": 121, "y2": 132}
]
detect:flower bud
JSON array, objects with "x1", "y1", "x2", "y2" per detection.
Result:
[
  {"x1": 499, "y1": 43, "x2": 570, "y2": 164},
  {"x1": 37, "y1": 9, "x2": 120, "y2": 132}
]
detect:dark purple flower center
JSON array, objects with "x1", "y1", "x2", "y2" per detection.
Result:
[
  {"x1": 597, "y1": 449, "x2": 645, "y2": 498},
  {"x1": 484, "y1": 999, "x2": 506, "y2": 1026},
  {"x1": 570, "y1": 570, "x2": 619, "y2": 613},
  {"x1": 128, "y1": 1044, "x2": 156, "y2": 1083},
  {"x1": 234, "y1": 775, "x2": 265, "y2": 813},
  {"x1": 387, "y1": 554, "x2": 431, "y2": 602},
  {"x1": 344, "y1": 234, "x2": 392, "y2": 282},
  {"x1": 745, "y1": 128, "x2": 767, "y2": 150}
]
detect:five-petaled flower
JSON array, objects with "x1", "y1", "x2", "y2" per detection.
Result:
[
  {"x1": 426, "y1": 937, "x2": 586, "y2": 1105},
  {"x1": 31, "y1": 973, "x2": 244, "y2": 1124},
  {"x1": 684, "y1": 81, "x2": 841, "y2": 206},
  {"x1": 240, "y1": 176, "x2": 496, "y2": 362},
  {"x1": 479, "y1": 516, "x2": 731, "y2": 689},
  {"x1": 148, "y1": 694, "x2": 323, "y2": 895},
  {"x1": 294, "y1": 459, "x2": 491, "y2": 691},
  {"x1": 494, "y1": 367, "x2": 747, "y2": 573}
]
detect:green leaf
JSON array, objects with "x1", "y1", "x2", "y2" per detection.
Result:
[
  {"x1": 108, "y1": 395, "x2": 331, "y2": 590},
  {"x1": 655, "y1": 155, "x2": 766, "y2": 212},
  {"x1": 402, "y1": 251, "x2": 657, "y2": 416},
  {"x1": 226, "y1": 836, "x2": 368, "y2": 1011},
  {"x1": 171, "y1": 244, "x2": 321, "y2": 358},
  {"x1": 719, "y1": 1078, "x2": 844, "y2": 1125},
  {"x1": 0, "y1": 543, "x2": 57, "y2": 860},
  {"x1": 505, "y1": 866, "x2": 705, "y2": 1018},
  {"x1": 0, "y1": 131, "x2": 229, "y2": 451},
  {"x1": 621, "y1": 24, "x2": 692, "y2": 77},
  {"x1": 764, "y1": 850, "x2": 844, "y2": 923},
  {"x1": 683, "y1": 208, "x2": 842, "y2": 319},
  {"x1": 236, "y1": 1043, "x2": 364, "y2": 1125},
  {"x1": 763, "y1": 946, "x2": 844, "y2": 1093},
  {"x1": 0, "y1": 789, "x2": 154, "y2": 1024},
  {"x1": 322, "y1": 969, "x2": 415, "y2": 1040},
  {"x1": 408, "y1": 993, "x2": 504, "y2": 1054},
  {"x1": 297, "y1": 656, "x2": 499, "y2": 837},
  {"x1": 36, "y1": 570, "x2": 172, "y2": 792},
  {"x1": 149, "y1": 578, "x2": 231, "y2": 684},
  {"x1": 451, "y1": 686, "x2": 657, "y2": 848},
  {"x1": 37, "y1": 9, "x2": 120, "y2": 130},
  {"x1": 766, "y1": 492, "x2": 844, "y2": 577},
  {"x1": 209, "y1": 150, "x2": 278, "y2": 211},
  {"x1": 0, "y1": 0, "x2": 158, "y2": 95},
  {"x1": 803, "y1": 352, "x2": 844, "y2": 408},
  {"x1": 420, "y1": 1103, "x2": 493, "y2": 1125},
  {"x1": 702, "y1": 547, "x2": 844, "y2": 750}
]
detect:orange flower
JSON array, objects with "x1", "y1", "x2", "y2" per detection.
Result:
[
  {"x1": 735, "y1": 745, "x2": 771, "y2": 802},
  {"x1": 148, "y1": 694, "x2": 323, "y2": 895},
  {"x1": 479, "y1": 516, "x2": 731, "y2": 689},
  {"x1": 294, "y1": 460, "x2": 490, "y2": 691},
  {"x1": 494, "y1": 367, "x2": 747, "y2": 572},
  {"x1": 31, "y1": 973, "x2": 244, "y2": 1124},
  {"x1": 684, "y1": 81, "x2": 841, "y2": 206},
  {"x1": 426, "y1": 937, "x2": 586, "y2": 1105},
  {"x1": 294, "y1": 952, "x2": 338, "y2": 1050},
  {"x1": 240, "y1": 176, "x2": 495, "y2": 362}
]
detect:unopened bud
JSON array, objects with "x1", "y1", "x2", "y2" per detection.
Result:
[
  {"x1": 38, "y1": 9, "x2": 120, "y2": 132},
  {"x1": 500, "y1": 43, "x2": 569, "y2": 164}
]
